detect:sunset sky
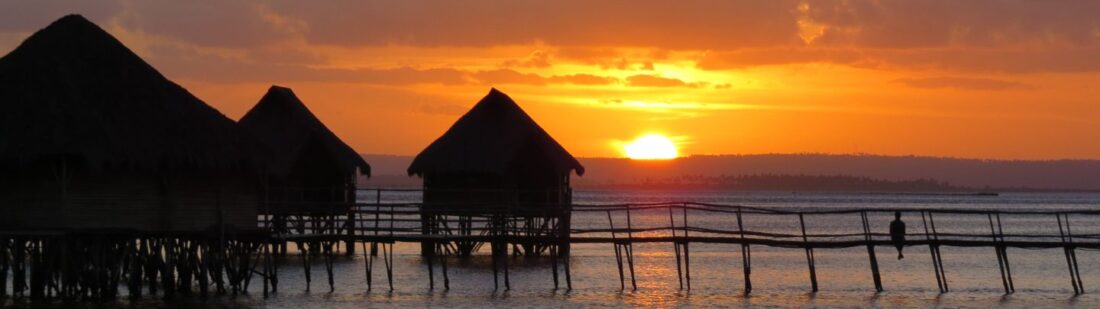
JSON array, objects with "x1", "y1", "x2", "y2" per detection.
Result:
[{"x1": 2, "y1": 1, "x2": 1099, "y2": 159}]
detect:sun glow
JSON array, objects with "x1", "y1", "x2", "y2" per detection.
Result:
[{"x1": 624, "y1": 134, "x2": 679, "y2": 160}]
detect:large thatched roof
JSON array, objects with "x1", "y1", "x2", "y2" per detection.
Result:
[
  {"x1": 408, "y1": 88, "x2": 584, "y2": 177},
  {"x1": 0, "y1": 15, "x2": 256, "y2": 173},
  {"x1": 239, "y1": 85, "x2": 370, "y2": 177}
]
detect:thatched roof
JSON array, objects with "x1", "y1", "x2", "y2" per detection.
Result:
[
  {"x1": 0, "y1": 15, "x2": 256, "y2": 173},
  {"x1": 239, "y1": 85, "x2": 370, "y2": 177},
  {"x1": 408, "y1": 88, "x2": 584, "y2": 177}
]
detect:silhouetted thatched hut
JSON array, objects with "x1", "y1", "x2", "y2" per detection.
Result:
[
  {"x1": 0, "y1": 15, "x2": 261, "y2": 232},
  {"x1": 240, "y1": 85, "x2": 370, "y2": 215},
  {"x1": 408, "y1": 88, "x2": 583, "y2": 256}
]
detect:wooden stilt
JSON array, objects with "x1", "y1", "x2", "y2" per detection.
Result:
[
  {"x1": 799, "y1": 214, "x2": 818, "y2": 292},
  {"x1": 301, "y1": 242, "x2": 311, "y2": 291},
  {"x1": 438, "y1": 242, "x2": 449, "y2": 290},
  {"x1": 988, "y1": 214, "x2": 1011, "y2": 294},
  {"x1": 682, "y1": 242, "x2": 690, "y2": 291},
  {"x1": 325, "y1": 241, "x2": 335, "y2": 292},
  {"x1": 670, "y1": 207, "x2": 683, "y2": 290},
  {"x1": 736, "y1": 208, "x2": 751, "y2": 294},
  {"x1": 928, "y1": 212, "x2": 949, "y2": 292},
  {"x1": 550, "y1": 245, "x2": 559, "y2": 289},
  {"x1": 384, "y1": 242, "x2": 394, "y2": 291},
  {"x1": 921, "y1": 211, "x2": 945, "y2": 293},
  {"x1": 427, "y1": 241, "x2": 435, "y2": 290},
  {"x1": 625, "y1": 207, "x2": 637, "y2": 291},
  {"x1": 861, "y1": 211, "x2": 883, "y2": 292},
  {"x1": 363, "y1": 241, "x2": 373, "y2": 291}
]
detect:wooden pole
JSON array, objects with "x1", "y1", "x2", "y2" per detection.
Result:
[
  {"x1": 988, "y1": 214, "x2": 1011, "y2": 294},
  {"x1": 799, "y1": 214, "x2": 818, "y2": 292},
  {"x1": 921, "y1": 211, "x2": 945, "y2": 293},
  {"x1": 736, "y1": 207, "x2": 751, "y2": 294},
  {"x1": 670, "y1": 206, "x2": 683, "y2": 290},
  {"x1": 861, "y1": 211, "x2": 883, "y2": 292},
  {"x1": 607, "y1": 211, "x2": 624, "y2": 290},
  {"x1": 626, "y1": 206, "x2": 637, "y2": 291},
  {"x1": 996, "y1": 214, "x2": 1014, "y2": 293},
  {"x1": 928, "y1": 212, "x2": 948, "y2": 292},
  {"x1": 681, "y1": 204, "x2": 690, "y2": 291}
]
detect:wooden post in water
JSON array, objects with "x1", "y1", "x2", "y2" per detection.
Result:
[
  {"x1": 1058, "y1": 213, "x2": 1084, "y2": 294},
  {"x1": 682, "y1": 205, "x2": 690, "y2": 291},
  {"x1": 799, "y1": 214, "x2": 818, "y2": 292},
  {"x1": 928, "y1": 212, "x2": 948, "y2": 292},
  {"x1": 626, "y1": 206, "x2": 637, "y2": 291},
  {"x1": 861, "y1": 211, "x2": 883, "y2": 292},
  {"x1": 669, "y1": 206, "x2": 683, "y2": 290},
  {"x1": 988, "y1": 214, "x2": 1012, "y2": 294},
  {"x1": 608, "y1": 211, "x2": 625, "y2": 290},
  {"x1": 996, "y1": 214, "x2": 1014, "y2": 293},
  {"x1": 345, "y1": 181, "x2": 356, "y2": 256},
  {"x1": 736, "y1": 207, "x2": 752, "y2": 294},
  {"x1": 921, "y1": 211, "x2": 945, "y2": 293}
]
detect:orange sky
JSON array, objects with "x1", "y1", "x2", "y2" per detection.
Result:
[{"x1": 3, "y1": 1, "x2": 1100, "y2": 159}]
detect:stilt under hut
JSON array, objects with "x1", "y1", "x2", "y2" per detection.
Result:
[
  {"x1": 0, "y1": 15, "x2": 265, "y2": 299},
  {"x1": 239, "y1": 86, "x2": 370, "y2": 255},
  {"x1": 407, "y1": 88, "x2": 584, "y2": 258}
]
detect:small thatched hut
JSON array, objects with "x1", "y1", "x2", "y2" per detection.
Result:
[
  {"x1": 0, "y1": 15, "x2": 261, "y2": 232},
  {"x1": 240, "y1": 86, "x2": 370, "y2": 216},
  {"x1": 408, "y1": 88, "x2": 584, "y2": 256}
]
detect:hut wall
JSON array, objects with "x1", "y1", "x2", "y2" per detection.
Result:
[
  {"x1": 422, "y1": 143, "x2": 571, "y2": 213},
  {"x1": 0, "y1": 174, "x2": 259, "y2": 232},
  {"x1": 263, "y1": 141, "x2": 357, "y2": 215}
]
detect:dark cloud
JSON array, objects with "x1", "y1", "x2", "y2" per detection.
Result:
[
  {"x1": 697, "y1": 47, "x2": 1100, "y2": 74},
  {"x1": 893, "y1": 77, "x2": 1031, "y2": 91},
  {"x1": 146, "y1": 44, "x2": 619, "y2": 86},
  {"x1": 809, "y1": 0, "x2": 1100, "y2": 49},
  {"x1": 0, "y1": 0, "x2": 122, "y2": 32},
  {"x1": 146, "y1": 43, "x2": 468, "y2": 85},
  {"x1": 267, "y1": 0, "x2": 802, "y2": 49},
  {"x1": 119, "y1": 1, "x2": 298, "y2": 48},
  {"x1": 3, "y1": 1, "x2": 1100, "y2": 76}
]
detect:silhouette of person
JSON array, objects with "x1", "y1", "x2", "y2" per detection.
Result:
[{"x1": 890, "y1": 211, "x2": 906, "y2": 259}]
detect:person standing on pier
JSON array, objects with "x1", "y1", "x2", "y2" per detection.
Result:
[{"x1": 890, "y1": 212, "x2": 906, "y2": 259}]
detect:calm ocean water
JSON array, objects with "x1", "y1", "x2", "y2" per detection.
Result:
[{"x1": 10, "y1": 191, "x2": 1100, "y2": 308}]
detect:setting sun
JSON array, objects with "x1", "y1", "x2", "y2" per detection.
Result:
[{"x1": 624, "y1": 134, "x2": 679, "y2": 160}]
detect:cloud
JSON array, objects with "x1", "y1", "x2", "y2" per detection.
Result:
[
  {"x1": 807, "y1": 1, "x2": 1100, "y2": 49},
  {"x1": 0, "y1": 0, "x2": 122, "y2": 32},
  {"x1": 146, "y1": 44, "x2": 620, "y2": 86},
  {"x1": 471, "y1": 69, "x2": 547, "y2": 85},
  {"x1": 267, "y1": 0, "x2": 802, "y2": 49},
  {"x1": 549, "y1": 74, "x2": 617, "y2": 85},
  {"x1": 146, "y1": 43, "x2": 469, "y2": 85},
  {"x1": 696, "y1": 47, "x2": 1100, "y2": 73},
  {"x1": 696, "y1": 47, "x2": 866, "y2": 69},
  {"x1": 893, "y1": 77, "x2": 1031, "y2": 91},
  {"x1": 501, "y1": 49, "x2": 552, "y2": 68},
  {"x1": 472, "y1": 69, "x2": 618, "y2": 86},
  {"x1": 119, "y1": 1, "x2": 301, "y2": 49},
  {"x1": 626, "y1": 74, "x2": 702, "y2": 88}
]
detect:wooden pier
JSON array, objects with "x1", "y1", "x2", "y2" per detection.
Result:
[
  {"x1": 3, "y1": 192, "x2": 1099, "y2": 301},
  {"x1": 271, "y1": 192, "x2": 1099, "y2": 295}
]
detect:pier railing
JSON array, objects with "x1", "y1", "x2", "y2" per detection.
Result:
[{"x1": 255, "y1": 189, "x2": 1100, "y2": 294}]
